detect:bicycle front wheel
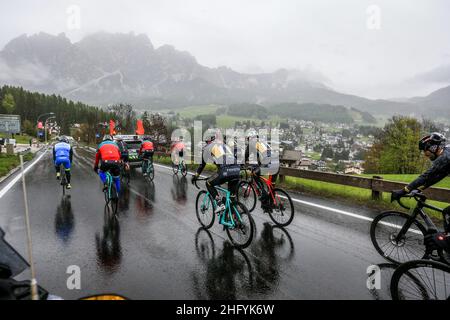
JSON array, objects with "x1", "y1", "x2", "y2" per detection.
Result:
[
  {"x1": 226, "y1": 202, "x2": 254, "y2": 249},
  {"x1": 195, "y1": 191, "x2": 215, "y2": 229},
  {"x1": 181, "y1": 162, "x2": 188, "y2": 177},
  {"x1": 236, "y1": 180, "x2": 256, "y2": 213},
  {"x1": 148, "y1": 164, "x2": 155, "y2": 181},
  {"x1": 391, "y1": 259, "x2": 450, "y2": 300},
  {"x1": 370, "y1": 211, "x2": 427, "y2": 264},
  {"x1": 270, "y1": 188, "x2": 295, "y2": 227},
  {"x1": 110, "y1": 181, "x2": 119, "y2": 215}
]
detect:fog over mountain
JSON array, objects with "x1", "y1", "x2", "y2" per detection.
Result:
[{"x1": 3, "y1": 31, "x2": 440, "y2": 118}]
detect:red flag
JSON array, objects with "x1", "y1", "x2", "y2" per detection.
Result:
[
  {"x1": 136, "y1": 120, "x2": 145, "y2": 135},
  {"x1": 109, "y1": 120, "x2": 115, "y2": 136},
  {"x1": 37, "y1": 121, "x2": 43, "y2": 129}
]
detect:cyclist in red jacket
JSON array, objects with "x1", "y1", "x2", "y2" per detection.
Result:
[
  {"x1": 139, "y1": 136, "x2": 154, "y2": 176},
  {"x1": 94, "y1": 135, "x2": 122, "y2": 194}
]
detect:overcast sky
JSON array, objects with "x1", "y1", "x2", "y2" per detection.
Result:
[{"x1": 1, "y1": 0, "x2": 450, "y2": 99}]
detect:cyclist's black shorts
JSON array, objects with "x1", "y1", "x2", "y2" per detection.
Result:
[
  {"x1": 178, "y1": 150, "x2": 184, "y2": 158},
  {"x1": 142, "y1": 150, "x2": 154, "y2": 160},
  {"x1": 100, "y1": 160, "x2": 121, "y2": 177},
  {"x1": 207, "y1": 165, "x2": 240, "y2": 193}
]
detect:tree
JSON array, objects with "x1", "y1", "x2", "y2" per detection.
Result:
[
  {"x1": 1, "y1": 93, "x2": 15, "y2": 114},
  {"x1": 363, "y1": 116, "x2": 427, "y2": 174},
  {"x1": 320, "y1": 145, "x2": 334, "y2": 160}
]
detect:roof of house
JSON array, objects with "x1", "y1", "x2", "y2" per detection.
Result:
[{"x1": 281, "y1": 150, "x2": 303, "y2": 161}]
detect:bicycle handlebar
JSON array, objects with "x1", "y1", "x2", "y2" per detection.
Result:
[
  {"x1": 392, "y1": 189, "x2": 427, "y2": 210},
  {"x1": 193, "y1": 177, "x2": 208, "y2": 190}
]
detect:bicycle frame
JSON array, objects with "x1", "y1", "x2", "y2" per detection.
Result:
[
  {"x1": 395, "y1": 199, "x2": 443, "y2": 243},
  {"x1": 105, "y1": 171, "x2": 117, "y2": 200},
  {"x1": 201, "y1": 186, "x2": 243, "y2": 228},
  {"x1": 142, "y1": 158, "x2": 153, "y2": 174},
  {"x1": 248, "y1": 171, "x2": 278, "y2": 205}
]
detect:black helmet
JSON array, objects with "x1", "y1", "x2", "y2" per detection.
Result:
[
  {"x1": 58, "y1": 136, "x2": 69, "y2": 144},
  {"x1": 419, "y1": 132, "x2": 446, "y2": 152},
  {"x1": 205, "y1": 134, "x2": 215, "y2": 144}
]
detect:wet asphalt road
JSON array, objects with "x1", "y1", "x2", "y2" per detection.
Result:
[{"x1": 0, "y1": 146, "x2": 397, "y2": 300}]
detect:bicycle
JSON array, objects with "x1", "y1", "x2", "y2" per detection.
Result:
[
  {"x1": 390, "y1": 258, "x2": 450, "y2": 300},
  {"x1": 194, "y1": 178, "x2": 254, "y2": 248},
  {"x1": 59, "y1": 164, "x2": 68, "y2": 196},
  {"x1": 370, "y1": 190, "x2": 448, "y2": 265},
  {"x1": 103, "y1": 170, "x2": 119, "y2": 215},
  {"x1": 172, "y1": 158, "x2": 188, "y2": 176},
  {"x1": 141, "y1": 158, "x2": 154, "y2": 182},
  {"x1": 236, "y1": 165, "x2": 294, "y2": 227}
]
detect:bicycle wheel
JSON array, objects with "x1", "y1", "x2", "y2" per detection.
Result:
[
  {"x1": 370, "y1": 211, "x2": 427, "y2": 264},
  {"x1": 147, "y1": 163, "x2": 155, "y2": 181},
  {"x1": 226, "y1": 202, "x2": 254, "y2": 249},
  {"x1": 109, "y1": 181, "x2": 119, "y2": 215},
  {"x1": 172, "y1": 162, "x2": 179, "y2": 174},
  {"x1": 269, "y1": 188, "x2": 295, "y2": 227},
  {"x1": 181, "y1": 162, "x2": 188, "y2": 177},
  {"x1": 195, "y1": 191, "x2": 215, "y2": 229},
  {"x1": 195, "y1": 227, "x2": 216, "y2": 263},
  {"x1": 391, "y1": 259, "x2": 450, "y2": 300},
  {"x1": 236, "y1": 180, "x2": 256, "y2": 213}
]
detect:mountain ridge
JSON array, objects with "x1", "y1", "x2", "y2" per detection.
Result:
[{"x1": 0, "y1": 31, "x2": 447, "y2": 119}]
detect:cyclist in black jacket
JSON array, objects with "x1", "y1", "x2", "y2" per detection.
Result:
[
  {"x1": 191, "y1": 134, "x2": 240, "y2": 214},
  {"x1": 391, "y1": 132, "x2": 450, "y2": 251}
]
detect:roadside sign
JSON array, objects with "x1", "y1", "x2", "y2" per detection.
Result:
[{"x1": 0, "y1": 114, "x2": 21, "y2": 134}]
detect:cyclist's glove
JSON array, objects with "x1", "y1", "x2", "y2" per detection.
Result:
[
  {"x1": 191, "y1": 174, "x2": 198, "y2": 185},
  {"x1": 391, "y1": 188, "x2": 408, "y2": 202},
  {"x1": 424, "y1": 232, "x2": 450, "y2": 252}
]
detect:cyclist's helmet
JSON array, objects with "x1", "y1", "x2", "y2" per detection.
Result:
[
  {"x1": 419, "y1": 132, "x2": 446, "y2": 152},
  {"x1": 103, "y1": 134, "x2": 114, "y2": 142},
  {"x1": 58, "y1": 136, "x2": 69, "y2": 144},
  {"x1": 205, "y1": 134, "x2": 216, "y2": 144}
]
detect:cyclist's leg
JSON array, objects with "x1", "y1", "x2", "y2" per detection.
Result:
[
  {"x1": 142, "y1": 153, "x2": 149, "y2": 173},
  {"x1": 443, "y1": 206, "x2": 450, "y2": 233},
  {"x1": 99, "y1": 163, "x2": 109, "y2": 185},
  {"x1": 206, "y1": 172, "x2": 220, "y2": 201},
  {"x1": 54, "y1": 159, "x2": 61, "y2": 179},
  {"x1": 63, "y1": 158, "x2": 71, "y2": 184},
  {"x1": 111, "y1": 163, "x2": 121, "y2": 195}
]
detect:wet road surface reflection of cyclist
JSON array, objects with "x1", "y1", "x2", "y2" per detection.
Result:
[
  {"x1": 171, "y1": 175, "x2": 187, "y2": 204},
  {"x1": 192, "y1": 223, "x2": 294, "y2": 299},
  {"x1": 95, "y1": 205, "x2": 122, "y2": 275},
  {"x1": 54, "y1": 195, "x2": 75, "y2": 244}
]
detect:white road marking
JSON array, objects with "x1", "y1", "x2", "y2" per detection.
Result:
[{"x1": 0, "y1": 150, "x2": 47, "y2": 199}]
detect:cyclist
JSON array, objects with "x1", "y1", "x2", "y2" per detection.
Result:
[
  {"x1": 115, "y1": 136, "x2": 130, "y2": 171},
  {"x1": 191, "y1": 134, "x2": 240, "y2": 214},
  {"x1": 171, "y1": 136, "x2": 185, "y2": 165},
  {"x1": 139, "y1": 136, "x2": 154, "y2": 176},
  {"x1": 245, "y1": 131, "x2": 280, "y2": 209},
  {"x1": 53, "y1": 136, "x2": 73, "y2": 189},
  {"x1": 93, "y1": 135, "x2": 122, "y2": 195},
  {"x1": 391, "y1": 132, "x2": 450, "y2": 251}
]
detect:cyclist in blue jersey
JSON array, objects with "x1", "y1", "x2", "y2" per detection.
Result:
[{"x1": 53, "y1": 136, "x2": 73, "y2": 189}]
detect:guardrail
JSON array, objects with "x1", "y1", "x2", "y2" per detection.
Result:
[{"x1": 278, "y1": 166, "x2": 450, "y2": 203}]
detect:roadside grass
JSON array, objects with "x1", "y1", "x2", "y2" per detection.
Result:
[
  {"x1": 360, "y1": 174, "x2": 450, "y2": 189},
  {"x1": 0, "y1": 152, "x2": 34, "y2": 177},
  {"x1": 0, "y1": 133, "x2": 34, "y2": 144}
]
